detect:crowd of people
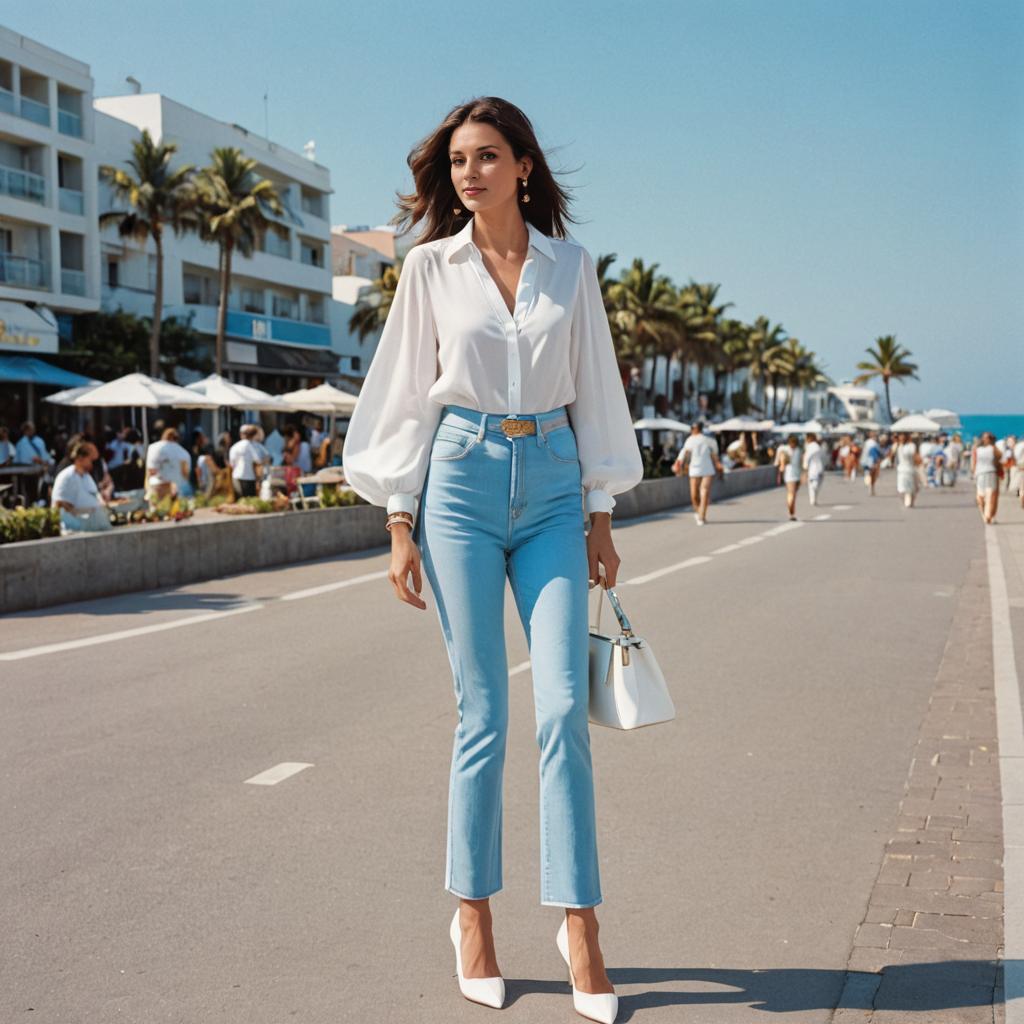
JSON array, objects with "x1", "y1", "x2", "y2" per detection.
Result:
[
  {"x1": 0, "y1": 417, "x2": 346, "y2": 535},
  {"x1": 665, "y1": 423, "x2": 1024, "y2": 526}
]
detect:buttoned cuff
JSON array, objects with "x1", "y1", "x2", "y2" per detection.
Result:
[
  {"x1": 584, "y1": 489, "x2": 616, "y2": 515},
  {"x1": 386, "y1": 493, "x2": 419, "y2": 524}
]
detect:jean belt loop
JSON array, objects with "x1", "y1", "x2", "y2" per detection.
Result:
[
  {"x1": 477, "y1": 411, "x2": 488, "y2": 440},
  {"x1": 534, "y1": 412, "x2": 544, "y2": 448}
]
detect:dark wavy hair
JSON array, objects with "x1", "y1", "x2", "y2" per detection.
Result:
[{"x1": 392, "y1": 96, "x2": 577, "y2": 246}]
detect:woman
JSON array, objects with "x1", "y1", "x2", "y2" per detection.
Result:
[
  {"x1": 803, "y1": 432, "x2": 826, "y2": 507},
  {"x1": 895, "y1": 432, "x2": 921, "y2": 508},
  {"x1": 775, "y1": 433, "x2": 802, "y2": 520},
  {"x1": 342, "y1": 97, "x2": 641, "y2": 1024},
  {"x1": 972, "y1": 431, "x2": 1001, "y2": 524}
]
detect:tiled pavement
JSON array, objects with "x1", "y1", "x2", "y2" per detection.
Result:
[{"x1": 831, "y1": 550, "x2": 1007, "y2": 1023}]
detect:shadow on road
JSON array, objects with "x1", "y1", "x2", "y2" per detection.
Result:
[{"x1": 495, "y1": 960, "x2": 1000, "y2": 1017}]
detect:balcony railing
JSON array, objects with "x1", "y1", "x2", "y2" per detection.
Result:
[
  {"x1": 300, "y1": 247, "x2": 323, "y2": 267},
  {"x1": 59, "y1": 187, "x2": 84, "y2": 215},
  {"x1": 61, "y1": 267, "x2": 86, "y2": 295},
  {"x1": 0, "y1": 164, "x2": 46, "y2": 204},
  {"x1": 20, "y1": 95, "x2": 50, "y2": 127},
  {"x1": 262, "y1": 232, "x2": 291, "y2": 259},
  {"x1": 0, "y1": 86, "x2": 14, "y2": 116},
  {"x1": 0, "y1": 254, "x2": 49, "y2": 289},
  {"x1": 58, "y1": 109, "x2": 83, "y2": 137}
]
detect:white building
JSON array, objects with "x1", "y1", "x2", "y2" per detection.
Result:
[
  {"x1": 0, "y1": 26, "x2": 100, "y2": 360},
  {"x1": 330, "y1": 224, "x2": 398, "y2": 381},
  {"x1": 94, "y1": 91, "x2": 337, "y2": 389}
]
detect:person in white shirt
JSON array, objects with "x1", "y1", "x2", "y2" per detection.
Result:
[
  {"x1": 1002, "y1": 436, "x2": 1018, "y2": 494},
  {"x1": 228, "y1": 424, "x2": 264, "y2": 498},
  {"x1": 341, "y1": 98, "x2": 642, "y2": 1011},
  {"x1": 51, "y1": 441, "x2": 112, "y2": 533},
  {"x1": 672, "y1": 420, "x2": 723, "y2": 525},
  {"x1": 774, "y1": 433, "x2": 803, "y2": 520},
  {"x1": 895, "y1": 433, "x2": 922, "y2": 508},
  {"x1": 1013, "y1": 436, "x2": 1024, "y2": 509},
  {"x1": 802, "y1": 432, "x2": 826, "y2": 506},
  {"x1": 145, "y1": 427, "x2": 193, "y2": 501},
  {"x1": 972, "y1": 432, "x2": 1001, "y2": 524},
  {"x1": 944, "y1": 433, "x2": 964, "y2": 487},
  {"x1": 861, "y1": 432, "x2": 882, "y2": 496}
]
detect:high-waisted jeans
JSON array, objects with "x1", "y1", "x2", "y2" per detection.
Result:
[{"x1": 413, "y1": 403, "x2": 601, "y2": 907}]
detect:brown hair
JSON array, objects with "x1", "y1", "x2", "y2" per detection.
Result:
[
  {"x1": 70, "y1": 441, "x2": 92, "y2": 462},
  {"x1": 392, "y1": 96, "x2": 577, "y2": 246},
  {"x1": 161, "y1": 427, "x2": 179, "y2": 442}
]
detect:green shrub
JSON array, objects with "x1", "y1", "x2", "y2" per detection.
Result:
[{"x1": 0, "y1": 506, "x2": 62, "y2": 544}]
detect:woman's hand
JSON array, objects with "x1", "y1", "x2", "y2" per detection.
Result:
[
  {"x1": 586, "y1": 513, "x2": 621, "y2": 588},
  {"x1": 388, "y1": 525, "x2": 427, "y2": 609}
]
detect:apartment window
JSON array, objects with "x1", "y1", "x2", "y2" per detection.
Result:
[
  {"x1": 306, "y1": 297, "x2": 325, "y2": 324},
  {"x1": 107, "y1": 260, "x2": 119, "y2": 288},
  {"x1": 0, "y1": 228, "x2": 11, "y2": 253},
  {"x1": 242, "y1": 287, "x2": 264, "y2": 314},
  {"x1": 272, "y1": 294, "x2": 296, "y2": 319},
  {"x1": 300, "y1": 241, "x2": 323, "y2": 267},
  {"x1": 351, "y1": 356, "x2": 361, "y2": 372},
  {"x1": 183, "y1": 273, "x2": 202, "y2": 304}
]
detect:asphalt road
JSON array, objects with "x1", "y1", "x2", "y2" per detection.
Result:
[{"x1": 0, "y1": 470, "x2": 1001, "y2": 1023}]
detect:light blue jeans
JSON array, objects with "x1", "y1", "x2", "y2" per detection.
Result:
[{"x1": 414, "y1": 403, "x2": 601, "y2": 908}]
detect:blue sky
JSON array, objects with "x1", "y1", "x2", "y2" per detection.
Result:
[{"x1": 12, "y1": 0, "x2": 1023, "y2": 412}]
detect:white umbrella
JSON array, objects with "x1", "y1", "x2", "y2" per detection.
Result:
[
  {"x1": 924, "y1": 408, "x2": 963, "y2": 429},
  {"x1": 279, "y1": 382, "x2": 358, "y2": 414},
  {"x1": 66, "y1": 372, "x2": 219, "y2": 447},
  {"x1": 186, "y1": 373, "x2": 291, "y2": 411},
  {"x1": 44, "y1": 383, "x2": 101, "y2": 406},
  {"x1": 710, "y1": 416, "x2": 775, "y2": 433},
  {"x1": 890, "y1": 414, "x2": 942, "y2": 433},
  {"x1": 632, "y1": 417, "x2": 690, "y2": 432}
]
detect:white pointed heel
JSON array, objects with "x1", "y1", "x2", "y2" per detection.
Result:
[
  {"x1": 450, "y1": 908, "x2": 505, "y2": 1009},
  {"x1": 555, "y1": 917, "x2": 619, "y2": 1024}
]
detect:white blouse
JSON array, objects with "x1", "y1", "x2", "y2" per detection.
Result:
[{"x1": 342, "y1": 215, "x2": 643, "y2": 526}]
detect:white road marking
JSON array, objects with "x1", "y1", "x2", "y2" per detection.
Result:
[
  {"x1": 244, "y1": 762, "x2": 314, "y2": 786},
  {"x1": 986, "y1": 530, "x2": 1024, "y2": 1021},
  {"x1": 712, "y1": 544, "x2": 741, "y2": 555},
  {"x1": 762, "y1": 522, "x2": 804, "y2": 536},
  {"x1": 738, "y1": 535, "x2": 765, "y2": 546},
  {"x1": 0, "y1": 603, "x2": 263, "y2": 662},
  {"x1": 280, "y1": 570, "x2": 388, "y2": 602},
  {"x1": 624, "y1": 555, "x2": 712, "y2": 586},
  {"x1": 813, "y1": 514, "x2": 832, "y2": 521},
  {"x1": 833, "y1": 504, "x2": 853, "y2": 511}
]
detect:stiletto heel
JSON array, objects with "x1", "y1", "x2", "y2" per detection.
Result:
[
  {"x1": 450, "y1": 907, "x2": 505, "y2": 1009},
  {"x1": 556, "y1": 917, "x2": 619, "y2": 1024}
]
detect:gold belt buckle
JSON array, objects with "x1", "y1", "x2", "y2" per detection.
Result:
[{"x1": 500, "y1": 417, "x2": 536, "y2": 437}]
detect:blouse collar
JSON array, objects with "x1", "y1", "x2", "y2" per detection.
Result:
[{"x1": 445, "y1": 215, "x2": 556, "y2": 264}]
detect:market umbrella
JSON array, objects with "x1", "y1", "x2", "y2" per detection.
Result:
[
  {"x1": 632, "y1": 417, "x2": 690, "y2": 432},
  {"x1": 279, "y1": 382, "x2": 359, "y2": 439},
  {"x1": 185, "y1": 373, "x2": 291, "y2": 411},
  {"x1": 924, "y1": 408, "x2": 963, "y2": 429},
  {"x1": 890, "y1": 414, "x2": 942, "y2": 434},
  {"x1": 44, "y1": 383, "x2": 102, "y2": 406},
  {"x1": 710, "y1": 416, "x2": 775, "y2": 433},
  {"x1": 66, "y1": 372, "x2": 219, "y2": 447}
]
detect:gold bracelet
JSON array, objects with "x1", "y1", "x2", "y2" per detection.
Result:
[{"x1": 385, "y1": 511, "x2": 414, "y2": 533}]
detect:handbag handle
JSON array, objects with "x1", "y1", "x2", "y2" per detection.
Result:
[{"x1": 589, "y1": 573, "x2": 634, "y2": 637}]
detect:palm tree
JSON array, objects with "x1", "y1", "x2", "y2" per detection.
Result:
[
  {"x1": 192, "y1": 147, "x2": 286, "y2": 375},
  {"x1": 604, "y1": 258, "x2": 684, "y2": 401},
  {"x1": 681, "y1": 281, "x2": 733, "y2": 416},
  {"x1": 731, "y1": 316, "x2": 785, "y2": 414},
  {"x1": 350, "y1": 260, "x2": 401, "y2": 342},
  {"x1": 854, "y1": 335, "x2": 919, "y2": 422},
  {"x1": 99, "y1": 130, "x2": 196, "y2": 377},
  {"x1": 777, "y1": 338, "x2": 829, "y2": 419}
]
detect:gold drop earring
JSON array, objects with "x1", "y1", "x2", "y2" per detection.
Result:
[
  {"x1": 520, "y1": 177, "x2": 530, "y2": 204},
  {"x1": 453, "y1": 202, "x2": 463, "y2": 215}
]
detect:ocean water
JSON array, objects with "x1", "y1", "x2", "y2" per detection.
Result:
[{"x1": 959, "y1": 414, "x2": 1024, "y2": 442}]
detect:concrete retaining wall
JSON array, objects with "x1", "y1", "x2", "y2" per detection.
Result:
[{"x1": 0, "y1": 466, "x2": 777, "y2": 614}]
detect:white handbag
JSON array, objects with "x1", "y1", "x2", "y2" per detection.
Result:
[{"x1": 587, "y1": 576, "x2": 676, "y2": 730}]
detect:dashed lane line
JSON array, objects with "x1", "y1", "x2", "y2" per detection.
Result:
[{"x1": 244, "y1": 762, "x2": 315, "y2": 786}]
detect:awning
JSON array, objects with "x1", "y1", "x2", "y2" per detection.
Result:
[
  {"x1": 0, "y1": 300, "x2": 60, "y2": 355},
  {"x1": 0, "y1": 355, "x2": 98, "y2": 388}
]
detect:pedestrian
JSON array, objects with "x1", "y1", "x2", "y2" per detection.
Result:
[
  {"x1": 861, "y1": 431, "x2": 882, "y2": 496},
  {"x1": 0, "y1": 425, "x2": 15, "y2": 466},
  {"x1": 1002, "y1": 436, "x2": 1018, "y2": 494},
  {"x1": 672, "y1": 419, "x2": 723, "y2": 525},
  {"x1": 945, "y1": 433, "x2": 964, "y2": 487},
  {"x1": 51, "y1": 441, "x2": 113, "y2": 533},
  {"x1": 228, "y1": 424, "x2": 264, "y2": 498},
  {"x1": 803, "y1": 432, "x2": 826, "y2": 506},
  {"x1": 341, "y1": 97, "x2": 642, "y2": 1023},
  {"x1": 895, "y1": 431, "x2": 921, "y2": 508},
  {"x1": 145, "y1": 427, "x2": 193, "y2": 502},
  {"x1": 1013, "y1": 434, "x2": 1024, "y2": 510},
  {"x1": 972, "y1": 431, "x2": 1001, "y2": 525},
  {"x1": 774, "y1": 433, "x2": 803, "y2": 520}
]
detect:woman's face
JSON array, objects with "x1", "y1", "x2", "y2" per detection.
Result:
[{"x1": 449, "y1": 120, "x2": 532, "y2": 218}]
